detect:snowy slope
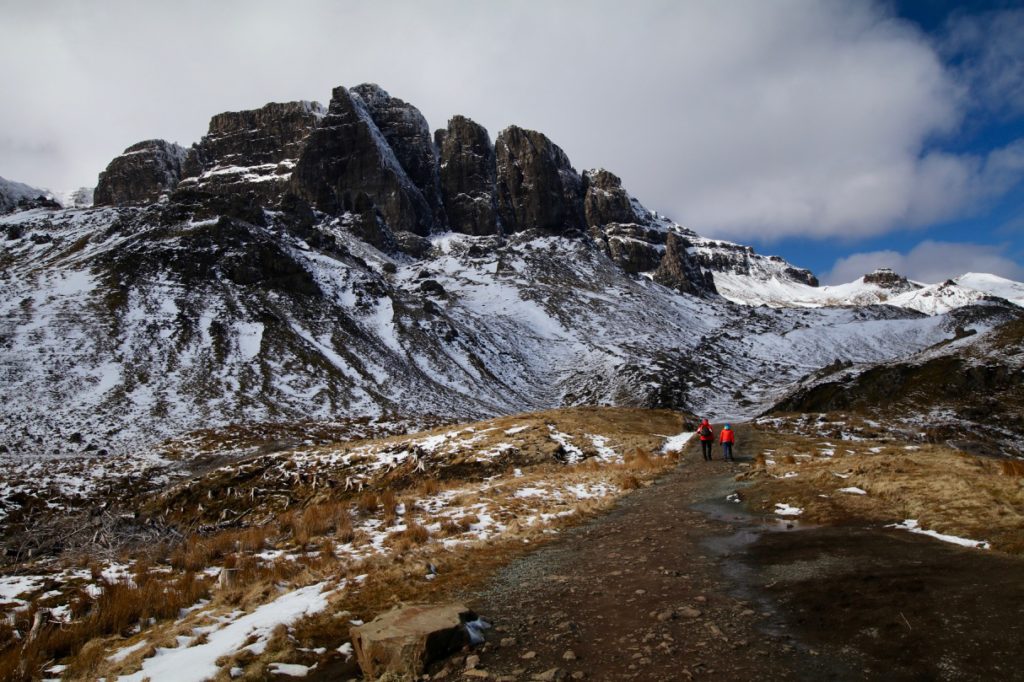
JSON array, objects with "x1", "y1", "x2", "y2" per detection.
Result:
[
  {"x1": 0, "y1": 176, "x2": 52, "y2": 213},
  {"x1": 3, "y1": 200, "x2": 1010, "y2": 460},
  {"x1": 715, "y1": 267, "x2": 1024, "y2": 314}
]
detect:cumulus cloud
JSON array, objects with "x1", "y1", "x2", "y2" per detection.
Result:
[
  {"x1": 823, "y1": 240, "x2": 1024, "y2": 285},
  {"x1": 0, "y1": 0, "x2": 1021, "y2": 241}
]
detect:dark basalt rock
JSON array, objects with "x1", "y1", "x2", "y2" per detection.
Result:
[
  {"x1": 863, "y1": 268, "x2": 916, "y2": 292},
  {"x1": 176, "y1": 101, "x2": 325, "y2": 207},
  {"x1": 435, "y1": 116, "x2": 499, "y2": 236},
  {"x1": 582, "y1": 169, "x2": 638, "y2": 228},
  {"x1": 394, "y1": 231, "x2": 433, "y2": 258},
  {"x1": 352, "y1": 84, "x2": 445, "y2": 230},
  {"x1": 495, "y1": 126, "x2": 585, "y2": 233},
  {"x1": 94, "y1": 139, "x2": 186, "y2": 206},
  {"x1": 291, "y1": 86, "x2": 434, "y2": 243},
  {"x1": 653, "y1": 231, "x2": 717, "y2": 296},
  {"x1": 596, "y1": 223, "x2": 664, "y2": 274},
  {"x1": 785, "y1": 266, "x2": 819, "y2": 288},
  {"x1": 101, "y1": 215, "x2": 320, "y2": 298}
]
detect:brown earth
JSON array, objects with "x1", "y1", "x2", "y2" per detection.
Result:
[{"x1": 439, "y1": 427, "x2": 1024, "y2": 682}]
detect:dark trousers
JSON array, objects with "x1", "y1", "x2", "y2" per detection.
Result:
[
  {"x1": 701, "y1": 440, "x2": 713, "y2": 460},
  {"x1": 722, "y1": 442, "x2": 734, "y2": 461}
]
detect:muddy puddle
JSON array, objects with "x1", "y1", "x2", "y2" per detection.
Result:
[{"x1": 694, "y1": 476, "x2": 1024, "y2": 681}]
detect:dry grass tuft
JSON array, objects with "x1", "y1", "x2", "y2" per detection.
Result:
[
  {"x1": 417, "y1": 478, "x2": 442, "y2": 496},
  {"x1": 0, "y1": 571, "x2": 211, "y2": 681},
  {"x1": 380, "y1": 489, "x2": 399, "y2": 525},
  {"x1": 1000, "y1": 459, "x2": 1024, "y2": 477},
  {"x1": 355, "y1": 491, "x2": 378, "y2": 515},
  {"x1": 744, "y1": 431, "x2": 1024, "y2": 554}
]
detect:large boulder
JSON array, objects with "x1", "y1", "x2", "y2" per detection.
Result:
[
  {"x1": 495, "y1": 126, "x2": 585, "y2": 233},
  {"x1": 435, "y1": 115, "x2": 499, "y2": 236},
  {"x1": 176, "y1": 100, "x2": 325, "y2": 206},
  {"x1": 653, "y1": 231, "x2": 718, "y2": 296},
  {"x1": 350, "y1": 603, "x2": 477, "y2": 680},
  {"x1": 94, "y1": 139, "x2": 186, "y2": 206},
  {"x1": 582, "y1": 168, "x2": 638, "y2": 228},
  {"x1": 601, "y1": 224, "x2": 664, "y2": 274},
  {"x1": 291, "y1": 86, "x2": 434, "y2": 243},
  {"x1": 352, "y1": 84, "x2": 445, "y2": 230}
]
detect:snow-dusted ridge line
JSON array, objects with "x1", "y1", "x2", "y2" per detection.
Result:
[{"x1": 715, "y1": 267, "x2": 1024, "y2": 314}]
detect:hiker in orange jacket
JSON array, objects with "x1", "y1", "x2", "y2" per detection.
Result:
[
  {"x1": 719, "y1": 423, "x2": 736, "y2": 462},
  {"x1": 696, "y1": 419, "x2": 715, "y2": 461}
]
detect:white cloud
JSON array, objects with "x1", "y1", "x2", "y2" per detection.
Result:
[
  {"x1": 823, "y1": 240, "x2": 1024, "y2": 285},
  {"x1": 0, "y1": 0, "x2": 1021, "y2": 241}
]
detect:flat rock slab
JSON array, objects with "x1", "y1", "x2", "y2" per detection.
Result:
[{"x1": 350, "y1": 603, "x2": 475, "y2": 680}]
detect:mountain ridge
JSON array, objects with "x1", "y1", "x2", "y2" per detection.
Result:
[{"x1": 2, "y1": 81, "x2": 1023, "y2": 463}]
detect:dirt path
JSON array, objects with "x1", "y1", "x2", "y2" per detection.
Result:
[{"x1": 441, "y1": 429, "x2": 1024, "y2": 681}]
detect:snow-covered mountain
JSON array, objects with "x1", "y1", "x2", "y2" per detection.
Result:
[
  {"x1": 0, "y1": 176, "x2": 59, "y2": 214},
  {"x1": 715, "y1": 263, "x2": 1024, "y2": 314},
  {"x1": 2, "y1": 82, "x2": 1022, "y2": 462}
]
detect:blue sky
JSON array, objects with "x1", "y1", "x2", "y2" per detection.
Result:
[{"x1": 1, "y1": 1, "x2": 1022, "y2": 284}]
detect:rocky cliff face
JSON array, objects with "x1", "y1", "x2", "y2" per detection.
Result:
[
  {"x1": 85, "y1": 81, "x2": 807, "y2": 304},
  {"x1": 351, "y1": 84, "x2": 446, "y2": 230},
  {"x1": 495, "y1": 126, "x2": 585, "y2": 233},
  {"x1": 692, "y1": 239, "x2": 819, "y2": 287},
  {"x1": 94, "y1": 140, "x2": 186, "y2": 206},
  {"x1": 435, "y1": 116, "x2": 499, "y2": 236},
  {"x1": 654, "y1": 231, "x2": 718, "y2": 296},
  {"x1": 176, "y1": 101, "x2": 324, "y2": 206},
  {"x1": 290, "y1": 86, "x2": 434, "y2": 247},
  {"x1": 583, "y1": 169, "x2": 639, "y2": 228}
]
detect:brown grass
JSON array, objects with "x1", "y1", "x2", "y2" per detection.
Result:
[
  {"x1": 385, "y1": 522, "x2": 431, "y2": 553},
  {"x1": 743, "y1": 430, "x2": 1024, "y2": 554},
  {"x1": 5, "y1": 406, "x2": 697, "y2": 679},
  {"x1": 1000, "y1": 459, "x2": 1024, "y2": 477},
  {"x1": 380, "y1": 489, "x2": 399, "y2": 525},
  {"x1": 417, "y1": 478, "x2": 442, "y2": 496},
  {"x1": 0, "y1": 571, "x2": 211, "y2": 681},
  {"x1": 355, "y1": 491, "x2": 378, "y2": 514}
]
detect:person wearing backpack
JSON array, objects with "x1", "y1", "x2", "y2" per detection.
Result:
[
  {"x1": 696, "y1": 419, "x2": 715, "y2": 461},
  {"x1": 720, "y1": 423, "x2": 736, "y2": 462}
]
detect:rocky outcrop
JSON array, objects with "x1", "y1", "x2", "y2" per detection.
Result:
[
  {"x1": 435, "y1": 116, "x2": 499, "y2": 236},
  {"x1": 863, "y1": 268, "x2": 917, "y2": 293},
  {"x1": 350, "y1": 604, "x2": 478, "y2": 679},
  {"x1": 654, "y1": 231, "x2": 717, "y2": 296},
  {"x1": 352, "y1": 84, "x2": 445, "y2": 229},
  {"x1": 694, "y1": 241, "x2": 818, "y2": 287},
  {"x1": 291, "y1": 86, "x2": 434, "y2": 242},
  {"x1": 599, "y1": 224, "x2": 664, "y2": 274},
  {"x1": 495, "y1": 126, "x2": 585, "y2": 233},
  {"x1": 583, "y1": 169, "x2": 638, "y2": 228},
  {"x1": 176, "y1": 101, "x2": 324, "y2": 206},
  {"x1": 0, "y1": 177, "x2": 59, "y2": 215},
  {"x1": 94, "y1": 140, "x2": 186, "y2": 206}
]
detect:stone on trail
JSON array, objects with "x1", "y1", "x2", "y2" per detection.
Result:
[{"x1": 349, "y1": 603, "x2": 478, "y2": 679}]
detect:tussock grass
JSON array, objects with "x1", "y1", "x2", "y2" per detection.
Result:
[
  {"x1": 6, "y1": 406, "x2": 693, "y2": 680},
  {"x1": 742, "y1": 424, "x2": 1024, "y2": 554},
  {"x1": 0, "y1": 571, "x2": 211, "y2": 682}
]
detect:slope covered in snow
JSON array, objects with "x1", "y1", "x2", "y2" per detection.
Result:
[
  {"x1": 0, "y1": 176, "x2": 54, "y2": 213},
  {"x1": 715, "y1": 266, "x2": 1024, "y2": 315},
  {"x1": 3, "y1": 201, "x2": 1012, "y2": 461}
]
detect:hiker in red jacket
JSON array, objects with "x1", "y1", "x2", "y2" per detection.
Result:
[
  {"x1": 720, "y1": 423, "x2": 736, "y2": 462},
  {"x1": 696, "y1": 419, "x2": 715, "y2": 461}
]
